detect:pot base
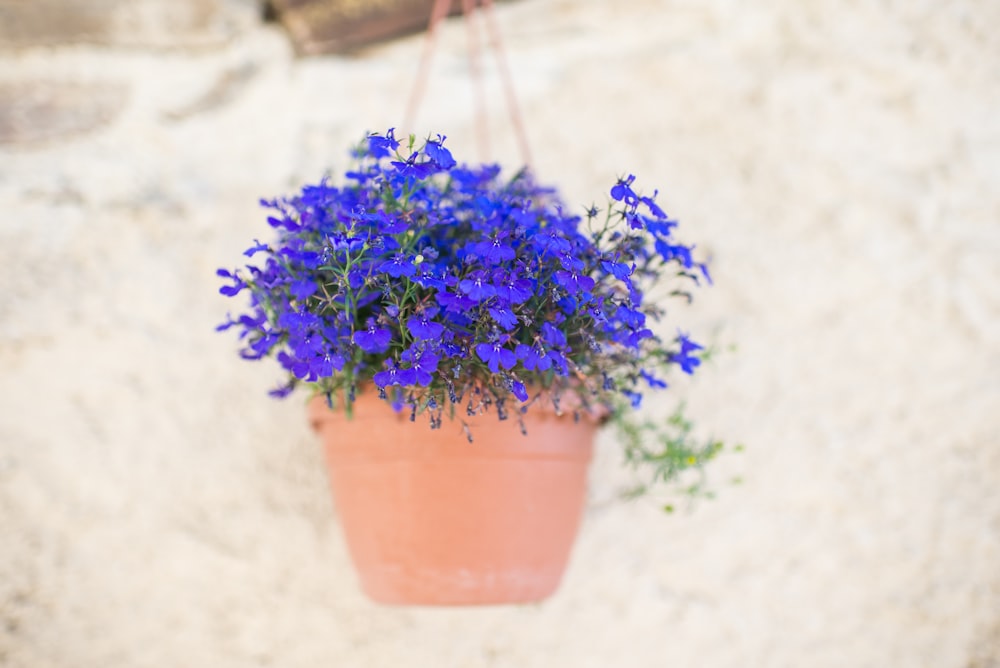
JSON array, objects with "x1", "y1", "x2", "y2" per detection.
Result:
[{"x1": 309, "y1": 390, "x2": 597, "y2": 606}]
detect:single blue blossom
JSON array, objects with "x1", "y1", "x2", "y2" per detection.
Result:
[
  {"x1": 458, "y1": 271, "x2": 496, "y2": 302},
  {"x1": 366, "y1": 128, "x2": 399, "y2": 158},
  {"x1": 353, "y1": 320, "x2": 392, "y2": 353},
  {"x1": 488, "y1": 306, "x2": 519, "y2": 331},
  {"x1": 407, "y1": 308, "x2": 445, "y2": 340},
  {"x1": 476, "y1": 341, "x2": 517, "y2": 373},
  {"x1": 672, "y1": 332, "x2": 704, "y2": 374},
  {"x1": 610, "y1": 174, "x2": 638, "y2": 205},
  {"x1": 425, "y1": 135, "x2": 456, "y2": 169}
]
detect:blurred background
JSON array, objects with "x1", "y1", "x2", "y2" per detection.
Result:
[{"x1": 1, "y1": 0, "x2": 998, "y2": 666}]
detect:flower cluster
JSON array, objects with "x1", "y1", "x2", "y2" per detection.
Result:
[{"x1": 218, "y1": 130, "x2": 712, "y2": 433}]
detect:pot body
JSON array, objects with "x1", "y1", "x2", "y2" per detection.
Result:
[{"x1": 308, "y1": 390, "x2": 597, "y2": 605}]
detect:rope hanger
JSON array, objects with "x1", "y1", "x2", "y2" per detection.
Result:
[{"x1": 402, "y1": 0, "x2": 533, "y2": 169}]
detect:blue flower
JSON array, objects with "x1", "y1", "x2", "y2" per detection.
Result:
[
  {"x1": 391, "y1": 152, "x2": 439, "y2": 180},
  {"x1": 472, "y1": 232, "x2": 516, "y2": 264},
  {"x1": 554, "y1": 269, "x2": 595, "y2": 296},
  {"x1": 622, "y1": 390, "x2": 643, "y2": 408},
  {"x1": 600, "y1": 259, "x2": 633, "y2": 282},
  {"x1": 373, "y1": 360, "x2": 401, "y2": 387},
  {"x1": 494, "y1": 273, "x2": 533, "y2": 304},
  {"x1": 268, "y1": 382, "x2": 296, "y2": 398},
  {"x1": 278, "y1": 309, "x2": 320, "y2": 334},
  {"x1": 277, "y1": 351, "x2": 310, "y2": 379},
  {"x1": 290, "y1": 331, "x2": 323, "y2": 359},
  {"x1": 353, "y1": 320, "x2": 392, "y2": 353},
  {"x1": 382, "y1": 253, "x2": 418, "y2": 278},
  {"x1": 488, "y1": 306, "x2": 518, "y2": 331},
  {"x1": 309, "y1": 351, "x2": 345, "y2": 378},
  {"x1": 366, "y1": 128, "x2": 399, "y2": 158},
  {"x1": 610, "y1": 174, "x2": 638, "y2": 205},
  {"x1": 654, "y1": 238, "x2": 694, "y2": 268},
  {"x1": 510, "y1": 380, "x2": 529, "y2": 402},
  {"x1": 397, "y1": 348, "x2": 440, "y2": 386},
  {"x1": 459, "y1": 271, "x2": 496, "y2": 302},
  {"x1": 243, "y1": 240, "x2": 269, "y2": 257},
  {"x1": 290, "y1": 279, "x2": 317, "y2": 300},
  {"x1": 515, "y1": 343, "x2": 552, "y2": 372},
  {"x1": 645, "y1": 218, "x2": 678, "y2": 237},
  {"x1": 640, "y1": 369, "x2": 668, "y2": 389},
  {"x1": 407, "y1": 309, "x2": 445, "y2": 341},
  {"x1": 436, "y1": 290, "x2": 478, "y2": 315},
  {"x1": 217, "y1": 269, "x2": 246, "y2": 297},
  {"x1": 640, "y1": 191, "x2": 667, "y2": 219},
  {"x1": 615, "y1": 304, "x2": 645, "y2": 329},
  {"x1": 476, "y1": 342, "x2": 517, "y2": 373},
  {"x1": 672, "y1": 332, "x2": 704, "y2": 374},
  {"x1": 541, "y1": 322, "x2": 567, "y2": 348},
  {"x1": 425, "y1": 135, "x2": 456, "y2": 169}
]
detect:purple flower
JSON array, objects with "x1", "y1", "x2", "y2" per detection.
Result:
[
  {"x1": 353, "y1": 321, "x2": 392, "y2": 353},
  {"x1": 472, "y1": 233, "x2": 516, "y2": 264},
  {"x1": 277, "y1": 350, "x2": 310, "y2": 379},
  {"x1": 610, "y1": 174, "x2": 638, "y2": 205},
  {"x1": 494, "y1": 273, "x2": 533, "y2": 304},
  {"x1": 425, "y1": 135, "x2": 456, "y2": 169},
  {"x1": 243, "y1": 240, "x2": 269, "y2": 257},
  {"x1": 672, "y1": 332, "x2": 704, "y2": 374},
  {"x1": 622, "y1": 390, "x2": 643, "y2": 408},
  {"x1": 459, "y1": 271, "x2": 496, "y2": 302},
  {"x1": 373, "y1": 360, "x2": 401, "y2": 387},
  {"x1": 640, "y1": 192, "x2": 667, "y2": 219},
  {"x1": 382, "y1": 253, "x2": 417, "y2": 278},
  {"x1": 367, "y1": 129, "x2": 399, "y2": 158},
  {"x1": 309, "y1": 351, "x2": 345, "y2": 378},
  {"x1": 397, "y1": 348, "x2": 440, "y2": 386},
  {"x1": 268, "y1": 382, "x2": 296, "y2": 399},
  {"x1": 601, "y1": 260, "x2": 633, "y2": 282},
  {"x1": 541, "y1": 322, "x2": 567, "y2": 348},
  {"x1": 640, "y1": 370, "x2": 668, "y2": 389},
  {"x1": 511, "y1": 380, "x2": 529, "y2": 402},
  {"x1": 615, "y1": 304, "x2": 646, "y2": 329},
  {"x1": 515, "y1": 343, "x2": 552, "y2": 372},
  {"x1": 437, "y1": 290, "x2": 477, "y2": 314},
  {"x1": 646, "y1": 218, "x2": 678, "y2": 237},
  {"x1": 655, "y1": 238, "x2": 694, "y2": 268},
  {"x1": 622, "y1": 328, "x2": 654, "y2": 348},
  {"x1": 290, "y1": 279, "x2": 317, "y2": 300},
  {"x1": 488, "y1": 306, "x2": 518, "y2": 331},
  {"x1": 407, "y1": 309, "x2": 445, "y2": 341},
  {"x1": 391, "y1": 152, "x2": 438, "y2": 179},
  {"x1": 554, "y1": 269, "x2": 595, "y2": 296},
  {"x1": 475, "y1": 342, "x2": 517, "y2": 373},
  {"x1": 278, "y1": 309, "x2": 320, "y2": 334},
  {"x1": 217, "y1": 269, "x2": 246, "y2": 297}
]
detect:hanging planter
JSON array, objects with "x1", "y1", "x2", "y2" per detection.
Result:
[{"x1": 217, "y1": 130, "x2": 729, "y2": 605}]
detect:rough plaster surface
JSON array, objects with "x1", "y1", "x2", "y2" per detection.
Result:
[{"x1": 1, "y1": 1, "x2": 998, "y2": 666}]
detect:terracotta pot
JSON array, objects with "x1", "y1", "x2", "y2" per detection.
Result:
[{"x1": 307, "y1": 388, "x2": 599, "y2": 605}]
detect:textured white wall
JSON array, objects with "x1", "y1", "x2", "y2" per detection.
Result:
[{"x1": 2, "y1": 1, "x2": 999, "y2": 666}]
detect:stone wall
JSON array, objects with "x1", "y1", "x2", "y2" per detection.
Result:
[{"x1": 1, "y1": 1, "x2": 998, "y2": 666}]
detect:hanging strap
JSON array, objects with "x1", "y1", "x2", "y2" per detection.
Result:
[{"x1": 402, "y1": 0, "x2": 532, "y2": 168}]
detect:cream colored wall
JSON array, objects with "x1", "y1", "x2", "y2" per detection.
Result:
[{"x1": 2, "y1": 1, "x2": 999, "y2": 666}]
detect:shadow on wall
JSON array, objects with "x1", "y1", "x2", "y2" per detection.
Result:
[
  {"x1": 0, "y1": 0, "x2": 521, "y2": 55},
  {"x1": 0, "y1": 0, "x2": 520, "y2": 149}
]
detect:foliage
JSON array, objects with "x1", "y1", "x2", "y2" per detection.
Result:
[{"x1": 218, "y1": 130, "x2": 730, "y2": 496}]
